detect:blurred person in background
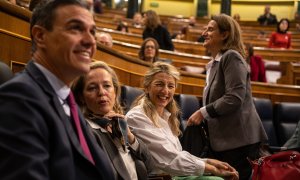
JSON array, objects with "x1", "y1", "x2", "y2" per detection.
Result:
[
  {"x1": 138, "y1": 38, "x2": 160, "y2": 63},
  {"x1": 143, "y1": 10, "x2": 174, "y2": 51},
  {"x1": 268, "y1": 18, "x2": 291, "y2": 49}
]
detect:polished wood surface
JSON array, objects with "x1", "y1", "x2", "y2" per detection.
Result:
[{"x1": 1, "y1": 2, "x2": 300, "y2": 104}]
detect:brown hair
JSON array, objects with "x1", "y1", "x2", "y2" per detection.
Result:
[
  {"x1": 138, "y1": 37, "x2": 160, "y2": 63},
  {"x1": 144, "y1": 10, "x2": 161, "y2": 31},
  {"x1": 212, "y1": 14, "x2": 246, "y2": 58}
]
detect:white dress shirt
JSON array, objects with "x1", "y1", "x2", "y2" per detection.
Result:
[
  {"x1": 126, "y1": 105, "x2": 206, "y2": 176},
  {"x1": 200, "y1": 53, "x2": 222, "y2": 120},
  {"x1": 34, "y1": 62, "x2": 70, "y2": 115}
]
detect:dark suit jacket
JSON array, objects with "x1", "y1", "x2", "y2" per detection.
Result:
[
  {"x1": 204, "y1": 50, "x2": 268, "y2": 151},
  {"x1": 143, "y1": 25, "x2": 174, "y2": 51},
  {"x1": 0, "y1": 61, "x2": 115, "y2": 180},
  {"x1": 257, "y1": 13, "x2": 277, "y2": 25},
  {"x1": 91, "y1": 125, "x2": 154, "y2": 180}
]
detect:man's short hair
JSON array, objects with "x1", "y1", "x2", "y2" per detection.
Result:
[{"x1": 30, "y1": 0, "x2": 88, "y2": 52}]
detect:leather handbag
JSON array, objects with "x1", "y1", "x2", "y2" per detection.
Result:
[
  {"x1": 251, "y1": 150, "x2": 300, "y2": 180},
  {"x1": 180, "y1": 122, "x2": 212, "y2": 158}
]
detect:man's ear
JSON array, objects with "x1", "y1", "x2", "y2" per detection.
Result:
[{"x1": 31, "y1": 25, "x2": 47, "y2": 49}]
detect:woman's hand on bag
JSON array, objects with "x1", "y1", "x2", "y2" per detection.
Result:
[
  {"x1": 187, "y1": 109, "x2": 204, "y2": 126},
  {"x1": 205, "y1": 159, "x2": 239, "y2": 180}
]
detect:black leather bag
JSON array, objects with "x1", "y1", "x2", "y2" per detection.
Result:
[{"x1": 180, "y1": 122, "x2": 212, "y2": 158}]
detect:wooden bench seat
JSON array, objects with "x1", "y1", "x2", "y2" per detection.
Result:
[
  {"x1": 1, "y1": 1, "x2": 300, "y2": 104},
  {"x1": 111, "y1": 40, "x2": 210, "y2": 68}
]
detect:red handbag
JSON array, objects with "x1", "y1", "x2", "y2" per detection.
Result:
[{"x1": 251, "y1": 150, "x2": 300, "y2": 180}]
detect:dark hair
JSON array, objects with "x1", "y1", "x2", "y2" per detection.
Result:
[
  {"x1": 29, "y1": 0, "x2": 41, "y2": 11},
  {"x1": 30, "y1": 0, "x2": 87, "y2": 52},
  {"x1": 138, "y1": 38, "x2": 159, "y2": 63},
  {"x1": 116, "y1": 22, "x2": 128, "y2": 32},
  {"x1": 277, "y1": 18, "x2": 289, "y2": 33},
  {"x1": 245, "y1": 43, "x2": 254, "y2": 57}
]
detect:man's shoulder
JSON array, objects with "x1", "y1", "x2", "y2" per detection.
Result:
[
  {"x1": 0, "y1": 66, "x2": 50, "y2": 104},
  {"x1": 270, "y1": 13, "x2": 277, "y2": 18}
]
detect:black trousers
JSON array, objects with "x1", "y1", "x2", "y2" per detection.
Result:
[{"x1": 212, "y1": 143, "x2": 261, "y2": 180}]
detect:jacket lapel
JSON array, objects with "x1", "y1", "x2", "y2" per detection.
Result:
[
  {"x1": 26, "y1": 61, "x2": 89, "y2": 160},
  {"x1": 96, "y1": 130, "x2": 131, "y2": 179}
]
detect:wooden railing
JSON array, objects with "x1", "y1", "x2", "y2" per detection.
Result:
[
  {"x1": 0, "y1": 0, "x2": 30, "y2": 37},
  {"x1": 96, "y1": 27, "x2": 207, "y2": 55},
  {"x1": 1, "y1": 1, "x2": 300, "y2": 104},
  {"x1": 112, "y1": 40, "x2": 208, "y2": 70}
]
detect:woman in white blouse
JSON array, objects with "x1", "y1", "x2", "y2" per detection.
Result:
[{"x1": 126, "y1": 62, "x2": 238, "y2": 179}]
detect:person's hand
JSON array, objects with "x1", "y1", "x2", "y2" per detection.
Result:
[
  {"x1": 127, "y1": 127, "x2": 135, "y2": 144},
  {"x1": 103, "y1": 111, "x2": 125, "y2": 119},
  {"x1": 205, "y1": 159, "x2": 239, "y2": 180},
  {"x1": 104, "y1": 111, "x2": 135, "y2": 144},
  {"x1": 187, "y1": 109, "x2": 204, "y2": 126},
  {"x1": 102, "y1": 111, "x2": 125, "y2": 134}
]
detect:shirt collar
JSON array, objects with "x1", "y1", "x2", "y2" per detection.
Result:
[
  {"x1": 86, "y1": 118, "x2": 108, "y2": 133},
  {"x1": 34, "y1": 62, "x2": 70, "y2": 101},
  {"x1": 162, "y1": 108, "x2": 171, "y2": 121},
  {"x1": 206, "y1": 52, "x2": 222, "y2": 69}
]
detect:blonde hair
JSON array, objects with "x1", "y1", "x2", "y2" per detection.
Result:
[
  {"x1": 133, "y1": 62, "x2": 181, "y2": 136},
  {"x1": 72, "y1": 61, "x2": 123, "y2": 115}
]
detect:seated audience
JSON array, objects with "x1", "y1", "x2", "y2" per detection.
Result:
[
  {"x1": 93, "y1": 0, "x2": 103, "y2": 14},
  {"x1": 233, "y1": 13, "x2": 240, "y2": 22},
  {"x1": 116, "y1": 21, "x2": 129, "y2": 32},
  {"x1": 95, "y1": 32, "x2": 113, "y2": 48},
  {"x1": 138, "y1": 38, "x2": 160, "y2": 63},
  {"x1": 257, "y1": 5, "x2": 277, "y2": 25},
  {"x1": 257, "y1": 31, "x2": 267, "y2": 39},
  {"x1": 245, "y1": 43, "x2": 267, "y2": 82},
  {"x1": 174, "y1": 16, "x2": 197, "y2": 40},
  {"x1": 143, "y1": 10, "x2": 174, "y2": 51},
  {"x1": 268, "y1": 18, "x2": 291, "y2": 49},
  {"x1": 0, "y1": 0, "x2": 114, "y2": 179},
  {"x1": 172, "y1": 26, "x2": 188, "y2": 40},
  {"x1": 132, "y1": 12, "x2": 143, "y2": 28},
  {"x1": 126, "y1": 62, "x2": 238, "y2": 179},
  {"x1": 72, "y1": 61, "x2": 154, "y2": 180}
]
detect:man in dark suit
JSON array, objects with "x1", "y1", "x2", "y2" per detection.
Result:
[
  {"x1": 0, "y1": 0, "x2": 114, "y2": 179},
  {"x1": 257, "y1": 5, "x2": 278, "y2": 25}
]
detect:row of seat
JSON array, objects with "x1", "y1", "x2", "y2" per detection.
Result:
[
  {"x1": 120, "y1": 85, "x2": 300, "y2": 148},
  {"x1": 253, "y1": 98, "x2": 300, "y2": 147}
]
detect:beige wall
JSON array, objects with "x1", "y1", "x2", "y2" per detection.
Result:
[
  {"x1": 142, "y1": 0, "x2": 299, "y2": 20},
  {"x1": 142, "y1": 0, "x2": 196, "y2": 17},
  {"x1": 211, "y1": 0, "x2": 296, "y2": 20}
]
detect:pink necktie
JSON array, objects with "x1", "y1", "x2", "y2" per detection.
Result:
[{"x1": 68, "y1": 92, "x2": 95, "y2": 165}]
